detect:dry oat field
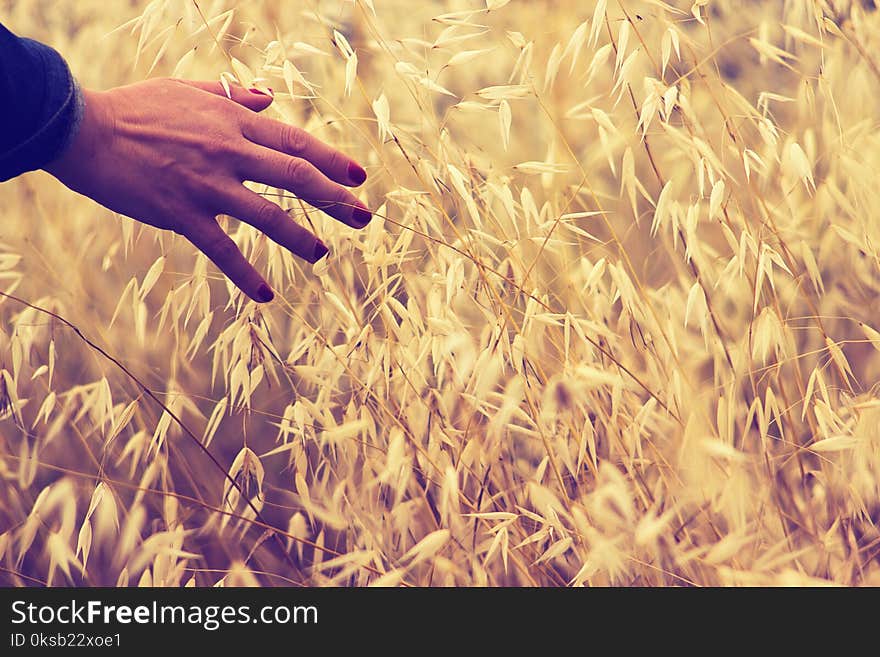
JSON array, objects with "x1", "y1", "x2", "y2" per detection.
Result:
[{"x1": 1, "y1": 0, "x2": 879, "y2": 587}]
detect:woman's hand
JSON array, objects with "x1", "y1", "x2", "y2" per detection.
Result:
[{"x1": 44, "y1": 78, "x2": 371, "y2": 303}]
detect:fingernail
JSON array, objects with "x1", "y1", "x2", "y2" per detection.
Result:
[
  {"x1": 313, "y1": 242, "x2": 329, "y2": 261},
  {"x1": 347, "y1": 162, "x2": 367, "y2": 185},
  {"x1": 256, "y1": 283, "x2": 274, "y2": 303},
  {"x1": 352, "y1": 204, "x2": 372, "y2": 228},
  {"x1": 250, "y1": 87, "x2": 271, "y2": 97}
]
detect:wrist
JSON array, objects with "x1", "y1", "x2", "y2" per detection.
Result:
[{"x1": 44, "y1": 88, "x2": 112, "y2": 181}]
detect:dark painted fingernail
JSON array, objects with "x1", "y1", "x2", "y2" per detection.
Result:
[
  {"x1": 250, "y1": 87, "x2": 271, "y2": 97},
  {"x1": 256, "y1": 283, "x2": 274, "y2": 303},
  {"x1": 347, "y1": 162, "x2": 367, "y2": 185},
  {"x1": 352, "y1": 205, "x2": 372, "y2": 228},
  {"x1": 313, "y1": 242, "x2": 329, "y2": 261}
]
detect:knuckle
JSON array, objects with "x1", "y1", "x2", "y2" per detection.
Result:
[
  {"x1": 332, "y1": 186, "x2": 352, "y2": 209},
  {"x1": 208, "y1": 234, "x2": 239, "y2": 260},
  {"x1": 281, "y1": 126, "x2": 308, "y2": 154},
  {"x1": 284, "y1": 157, "x2": 312, "y2": 186},
  {"x1": 325, "y1": 149, "x2": 344, "y2": 175},
  {"x1": 202, "y1": 177, "x2": 234, "y2": 206},
  {"x1": 200, "y1": 134, "x2": 230, "y2": 158},
  {"x1": 253, "y1": 201, "x2": 283, "y2": 230}
]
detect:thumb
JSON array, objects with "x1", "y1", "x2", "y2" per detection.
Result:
[{"x1": 175, "y1": 79, "x2": 274, "y2": 112}]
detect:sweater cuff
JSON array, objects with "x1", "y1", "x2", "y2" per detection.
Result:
[
  {"x1": 55, "y1": 78, "x2": 86, "y2": 163},
  {"x1": 0, "y1": 39, "x2": 85, "y2": 182}
]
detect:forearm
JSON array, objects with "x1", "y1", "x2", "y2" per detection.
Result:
[{"x1": 0, "y1": 22, "x2": 85, "y2": 182}]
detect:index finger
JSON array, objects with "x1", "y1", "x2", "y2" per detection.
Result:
[
  {"x1": 241, "y1": 115, "x2": 367, "y2": 188},
  {"x1": 173, "y1": 79, "x2": 274, "y2": 112}
]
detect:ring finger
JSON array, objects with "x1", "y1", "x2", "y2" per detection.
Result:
[{"x1": 223, "y1": 187, "x2": 329, "y2": 263}]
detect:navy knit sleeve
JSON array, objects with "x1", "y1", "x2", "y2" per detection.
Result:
[{"x1": 0, "y1": 22, "x2": 85, "y2": 182}]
